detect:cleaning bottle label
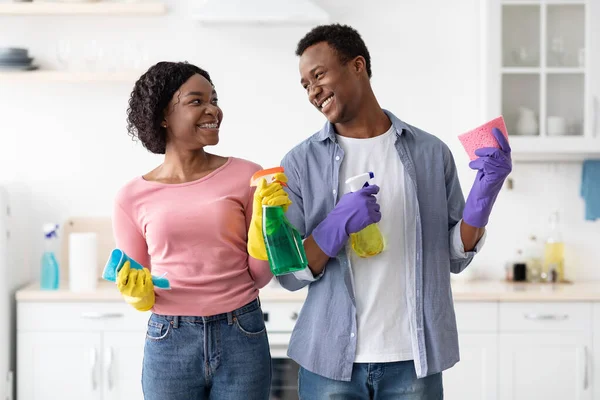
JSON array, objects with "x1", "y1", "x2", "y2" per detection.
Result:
[
  {"x1": 345, "y1": 172, "x2": 384, "y2": 258},
  {"x1": 251, "y1": 167, "x2": 308, "y2": 276}
]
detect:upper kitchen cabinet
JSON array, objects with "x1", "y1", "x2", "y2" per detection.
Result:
[
  {"x1": 483, "y1": 0, "x2": 600, "y2": 161},
  {"x1": 0, "y1": 2, "x2": 166, "y2": 16}
]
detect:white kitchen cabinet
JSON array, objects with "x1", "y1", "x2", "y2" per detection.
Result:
[
  {"x1": 444, "y1": 302, "x2": 498, "y2": 400},
  {"x1": 482, "y1": 0, "x2": 600, "y2": 161},
  {"x1": 444, "y1": 333, "x2": 498, "y2": 400},
  {"x1": 18, "y1": 332, "x2": 103, "y2": 400},
  {"x1": 592, "y1": 303, "x2": 600, "y2": 400},
  {"x1": 498, "y1": 333, "x2": 591, "y2": 400},
  {"x1": 497, "y1": 302, "x2": 593, "y2": 400},
  {"x1": 14, "y1": 283, "x2": 600, "y2": 400},
  {"x1": 102, "y1": 333, "x2": 145, "y2": 400},
  {"x1": 17, "y1": 301, "x2": 148, "y2": 400},
  {"x1": 445, "y1": 301, "x2": 595, "y2": 400}
]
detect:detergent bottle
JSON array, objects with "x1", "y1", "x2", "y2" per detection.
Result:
[
  {"x1": 40, "y1": 223, "x2": 60, "y2": 290},
  {"x1": 346, "y1": 172, "x2": 384, "y2": 258},
  {"x1": 250, "y1": 167, "x2": 308, "y2": 276}
]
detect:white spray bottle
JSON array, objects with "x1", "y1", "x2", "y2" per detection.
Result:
[{"x1": 345, "y1": 172, "x2": 384, "y2": 258}]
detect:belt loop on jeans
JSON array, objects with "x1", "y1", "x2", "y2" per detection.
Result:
[
  {"x1": 173, "y1": 316, "x2": 179, "y2": 328},
  {"x1": 227, "y1": 311, "x2": 234, "y2": 325},
  {"x1": 257, "y1": 296, "x2": 261, "y2": 307}
]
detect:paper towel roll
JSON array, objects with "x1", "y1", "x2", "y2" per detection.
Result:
[{"x1": 68, "y1": 232, "x2": 98, "y2": 292}]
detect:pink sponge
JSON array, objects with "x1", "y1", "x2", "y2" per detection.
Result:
[{"x1": 458, "y1": 116, "x2": 509, "y2": 160}]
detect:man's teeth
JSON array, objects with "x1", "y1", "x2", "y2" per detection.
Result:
[
  {"x1": 321, "y1": 96, "x2": 333, "y2": 109},
  {"x1": 198, "y1": 123, "x2": 218, "y2": 129}
]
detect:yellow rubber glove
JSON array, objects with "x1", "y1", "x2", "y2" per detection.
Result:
[
  {"x1": 116, "y1": 260, "x2": 155, "y2": 312},
  {"x1": 248, "y1": 172, "x2": 292, "y2": 260}
]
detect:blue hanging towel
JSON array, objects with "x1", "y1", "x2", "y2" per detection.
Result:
[{"x1": 581, "y1": 159, "x2": 600, "y2": 221}]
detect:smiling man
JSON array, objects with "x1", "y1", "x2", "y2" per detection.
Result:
[{"x1": 276, "y1": 24, "x2": 512, "y2": 399}]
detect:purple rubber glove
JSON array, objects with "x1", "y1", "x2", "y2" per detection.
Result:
[
  {"x1": 312, "y1": 185, "x2": 382, "y2": 257},
  {"x1": 463, "y1": 127, "x2": 512, "y2": 228}
]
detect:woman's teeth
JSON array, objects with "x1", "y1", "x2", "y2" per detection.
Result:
[
  {"x1": 198, "y1": 123, "x2": 218, "y2": 129},
  {"x1": 321, "y1": 96, "x2": 333, "y2": 109}
]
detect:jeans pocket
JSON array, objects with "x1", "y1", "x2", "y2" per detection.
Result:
[
  {"x1": 234, "y1": 308, "x2": 266, "y2": 337},
  {"x1": 146, "y1": 318, "x2": 171, "y2": 341}
]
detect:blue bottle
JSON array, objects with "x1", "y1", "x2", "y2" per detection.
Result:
[{"x1": 40, "y1": 223, "x2": 60, "y2": 290}]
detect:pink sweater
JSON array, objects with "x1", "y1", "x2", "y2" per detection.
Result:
[{"x1": 112, "y1": 157, "x2": 273, "y2": 316}]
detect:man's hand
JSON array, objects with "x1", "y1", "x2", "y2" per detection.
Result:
[{"x1": 463, "y1": 127, "x2": 512, "y2": 228}]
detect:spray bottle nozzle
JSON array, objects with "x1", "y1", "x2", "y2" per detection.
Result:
[
  {"x1": 42, "y1": 223, "x2": 59, "y2": 239},
  {"x1": 250, "y1": 167, "x2": 287, "y2": 187},
  {"x1": 346, "y1": 172, "x2": 375, "y2": 192}
]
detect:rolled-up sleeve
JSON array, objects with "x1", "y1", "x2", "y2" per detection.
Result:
[
  {"x1": 449, "y1": 219, "x2": 487, "y2": 260},
  {"x1": 443, "y1": 144, "x2": 482, "y2": 273}
]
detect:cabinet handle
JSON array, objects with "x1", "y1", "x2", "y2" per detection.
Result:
[
  {"x1": 593, "y1": 96, "x2": 599, "y2": 138},
  {"x1": 524, "y1": 313, "x2": 569, "y2": 321},
  {"x1": 105, "y1": 347, "x2": 114, "y2": 391},
  {"x1": 80, "y1": 312, "x2": 124, "y2": 319},
  {"x1": 89, "y1": 348, "x2": 97, "y2": 391},
  {"x1": 6, "y1": 370, "x2": 13, "y2": 400},
  {"x1": 584, "y1": 346, "x2": 589, "y2": 390}
]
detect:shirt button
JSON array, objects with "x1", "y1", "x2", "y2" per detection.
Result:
[
  {"x1": 335, "y1": 156, "x2": 340, "y2": 161},
  {"x1": 333, "y1": 189, "x2": 337, "y2": 195},
  {"x1": 350, "y1": 333, "x2": 355, "y2": 338}
]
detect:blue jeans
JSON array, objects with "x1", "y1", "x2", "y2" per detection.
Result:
[
  {"x1": 299, "y1": 361, "x2": 443, "y2": 400},
  {"x1": 142, "y1": 298, "x2": 271, "y2": 400}
]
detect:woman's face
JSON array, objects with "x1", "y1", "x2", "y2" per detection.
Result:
[{"x1": 163, "y1": 73, "x2": 223, "y2": 150}]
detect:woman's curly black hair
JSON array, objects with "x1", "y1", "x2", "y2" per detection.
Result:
[{"x1": 126, "y1": 61, "x2": 213, "y2": 154}]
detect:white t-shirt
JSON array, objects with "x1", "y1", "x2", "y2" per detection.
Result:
[{"x1": 336, "y1": 124, "x2": 413, "y2": 363}]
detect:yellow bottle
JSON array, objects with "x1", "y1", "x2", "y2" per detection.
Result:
[
  {"x1": 346, "y1": 172, "x2": 384, "y2": 258},
  {"x1": 543, "y1": 211, "x2": 564, "y2": 282}
]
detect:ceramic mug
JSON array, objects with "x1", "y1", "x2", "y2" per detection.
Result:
[{"x1": 547, "y1": 116, "x2": 567, "y2": 136}]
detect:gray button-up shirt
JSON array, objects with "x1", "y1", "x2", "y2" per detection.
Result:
[{"x1": 277, "y1": 110, "x2": 485, "y2": 381}]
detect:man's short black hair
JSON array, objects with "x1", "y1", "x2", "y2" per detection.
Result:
[{"x1": 296, "y1": 24, "x2": 372, "y2": 78}]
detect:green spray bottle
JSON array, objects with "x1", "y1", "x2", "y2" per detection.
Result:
[
  {"x1": 346, "y1": 172, "x2": 385, "y2": 258},
  {"x1": 250, "y1": 167, "x2": 308, "y2": 276}
]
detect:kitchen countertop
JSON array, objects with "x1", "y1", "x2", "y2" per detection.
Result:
[
  {"x1": 450, "y1": 280, "x2": 600, "y2": 301},
  {"x1": 15, "y1": 280, "x2": 309, "y2": 302},
  {"x1": 15, "y1": 280, "x2": 600, "y2": 302}
]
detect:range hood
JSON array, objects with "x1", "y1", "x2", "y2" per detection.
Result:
[{"x1": 193, "y1": 0, "x2": 330, "y2": 24}]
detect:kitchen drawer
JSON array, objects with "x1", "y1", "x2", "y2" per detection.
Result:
[
  {"x1": 260, "y1": 301, "x2": 304, "y2": 333},
  {"x1": 453, "y1": 302, "x2": 498, "y2": 332},
  {"x1": 17, "y1": 301, "x2": 149, "y2": 332},
  {"x1": 499, "y1": 302, "x2": 592, "y2": 332}
]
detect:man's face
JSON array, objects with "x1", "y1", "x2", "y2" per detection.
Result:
[{"x1": 299, "y1": 42, "x2": 363, "y2": 124}]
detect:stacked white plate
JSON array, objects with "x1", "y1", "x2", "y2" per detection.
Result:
[{"x1": 0, "y1": 47, "x2": 37, "y2": 71}]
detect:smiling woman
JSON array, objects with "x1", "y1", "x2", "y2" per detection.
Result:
[
  {"x1": 127, "y1": 62, "x2": 222, "y2": 156},
  {"x1": 111, "y1": 61, "x2": 292, "y2": 400}
]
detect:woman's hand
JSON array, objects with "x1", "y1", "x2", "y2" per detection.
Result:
[{"x1": 247, "y1": 173, "x2": 292, "y2": 260}]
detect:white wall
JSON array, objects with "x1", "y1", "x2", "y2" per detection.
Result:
[{"x1": 0, "y1": 0, "x2": 598, "y2": 288}]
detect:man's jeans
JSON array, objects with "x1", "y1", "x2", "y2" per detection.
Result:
[
  {"x1": 299, "y1": 360, "x2": 443, "y2": 399},
  {"x1": 142, "y1": 298, "x2": 271, "y2": 400}
]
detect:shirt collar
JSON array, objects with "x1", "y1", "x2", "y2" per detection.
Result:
[{"x1": 313, "y1": 109, "x2": 411, "y2": 142}]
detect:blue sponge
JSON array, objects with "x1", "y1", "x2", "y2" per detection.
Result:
[{"x1": 102, "y1": 248, "x2": 170, "y2": 290}]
